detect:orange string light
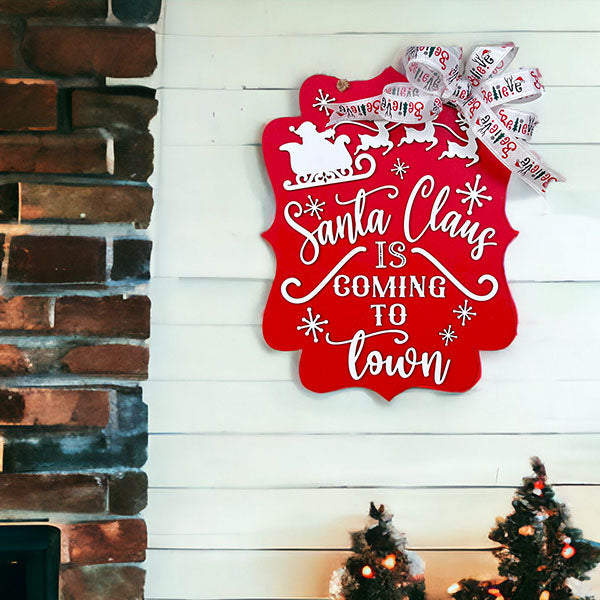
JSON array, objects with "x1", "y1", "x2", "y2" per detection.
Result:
[
  {"x1": 561, "y1": 544, "x2": 576, "y2": 559},
  {"x1": 519, "y1": 525, "x2": 534, "y2": 536},
  {"x1": 361, "y1": 565, "x2": 374, "y2": 578}
]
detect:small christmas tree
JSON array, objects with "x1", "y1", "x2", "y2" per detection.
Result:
[
  {"x1": 448, "y1": 578, "x2": 514, "y2": 600},
  {"x1": 329, "y1": 502, "x2": 425, "y2": 600},
  {"x1": 448, "y1": 457, "x2": 600, "y2": 600}
]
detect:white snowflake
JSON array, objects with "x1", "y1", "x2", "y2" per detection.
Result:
[
  {"x1": 453, "y1": 299, "x2": 477, "y2": 326},
  {"x1": 439, "y1": 325, "x2": 458, "y2": 346},
  {"x1": 391, "y1": 158, "x2": 410, "y2": 179},
  {"x1": 297, "y1": 307, "x2": 329, "y2": 343},
  {"x1": 304, "y1": 195, "x2": 325, "y2": 219},
  {"x1": 312, "y1": 89, "x2": 336, "y2": 116},
  {"x1": 456, "y1": 174, "x2": 492, "y2": 216}
]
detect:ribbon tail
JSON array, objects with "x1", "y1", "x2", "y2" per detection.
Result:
[{"x1": 459, "y1": 99, "x2": 564, "y2": 195}]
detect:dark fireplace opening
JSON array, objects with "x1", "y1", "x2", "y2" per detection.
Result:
[{"x1": 0, "y1": 526, "x2": 60, "y2": 600}]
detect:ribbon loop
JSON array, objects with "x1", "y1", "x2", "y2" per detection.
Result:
[
  {"x1": 480, "y1": 68, "x2": 545, "y2": 108},
  {"x1": 327, "y1": 42, "x2": 564, "y2": 195},
  {"x1": 495, "y1": 107, "x2": 539, "y2": 142},
  {"x1": 463, "y1": 44, "x2": 518, "y2": 87},
  {"x1": 380, "y1": 83, "x2": 441, "y2": 124},
  {"x1": 403, "y1": 45, "x2": 462, "y2": 93}
]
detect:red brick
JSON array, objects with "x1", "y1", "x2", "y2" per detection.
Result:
[
  {"x1": 111, "y1": 239, "x2": 151, "y2": 281},
  {"x1": 72, "y1": 90, "x2": 158, "y2": 132},
  {"x1": 0, "y1": 389, "x2": 23, "y2": 421},
  {"x1": 0, "y1": 344, "x2": 31, "y2": 375},
  {"x1": 63, "y1": 519, "x2": 146, "y2": 565},
  {"x1": 19, "y1": 183, "x2": 153, "y2": 227},
  {"x1": 62, "y1": 345, "x2": 148, "y2": 378},
  {"x1": 0, "y1": 0, "x2": 107, "y2": 17},
  {"x1": 22, "y1": 26, "x2": 156, "y2": 78},
  {"x1": 0, "y1": 296, "x2": 49, "y2": 331},
  {"x1": 60, "y1": 564, "x2": 145, "y2": 600},
  {"x1": 113, "y1": 0, "x2": 161, "y2": 24},
  {"x1": 0, "y1": 23, "x2": 18, "y2": 70},
  {"x1": 0, "y1": 473, "x2": 105, "y2": 513},
  {"x1": 8, "y1": 236, "x2": 106, "y2": 283},
  {"x1": 113, "y1": 130, "x2": 154, "y2": 181},
  {"x1": 0, "y1": 78, "x2": 57, "y2": 130},
  {"x1": 108, "y1": 471, "x2": 147, "y2": 515},
  {"x1": 54, "y1": 296, "x2": 150, "y2": 338},
  {"x1": 0, "y1": 388, "x2": 110, "y2": 426},
  {"x1": 0, "y1": 183, "x2": 18, "y2": 221},
  {"x1": 0, "y1": 131, "x2": 112, "y2": 174}
]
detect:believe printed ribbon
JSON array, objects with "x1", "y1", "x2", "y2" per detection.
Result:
[{"x1": 328, "y1": 43, "x2": 564, "y2": 195}]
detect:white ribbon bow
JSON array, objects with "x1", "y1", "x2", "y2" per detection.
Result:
[{"x1": 328, "y1": 43, "x2": 564, "y2": 195}]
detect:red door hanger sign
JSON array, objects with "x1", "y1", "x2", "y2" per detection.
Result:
[{"x1": 262, "y1": 69, "x2": 518, "y2": 400}]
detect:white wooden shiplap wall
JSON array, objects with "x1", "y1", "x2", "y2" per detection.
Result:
[{"x1": 142, "y1": 2, "x2": 600, "y2": 598}]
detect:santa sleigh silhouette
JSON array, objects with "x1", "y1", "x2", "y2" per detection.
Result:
[{"x1": 279, "y1": 121, "x2": 375, "y2": 190}]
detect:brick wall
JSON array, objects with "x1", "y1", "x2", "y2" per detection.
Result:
[{"x1": 0, "y1": 0, "x2": 160, "y2": 598}]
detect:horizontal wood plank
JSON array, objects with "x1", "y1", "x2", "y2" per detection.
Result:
[
  {"x1": 164, "y1": 0, "x2": 600, "y2": 36},
  {"x1": 153, "y1": 145, "x2": 600, "y2": 279},
  {"x1": 146, "y1": 486, "x2": 600, "y2": 549},
  {"x1": 160, "y1": 88, "x2": 597, "y2": 146},
  {"x1": 145, "y1": 379, "x2": 600, "y2": 434},
  {"x1": 161, "y1": 32, "x2": 600, "y2": 89},
  {"x1": 146, "y1": 279, "x2": 600, "y2": 432},
  {"x1": 149, "y1": 279, "x2": 598, "y2": 327},
  {"x1": 145, "y1": 548, "x2": 600, "y2": 599},
  {"x1": 148, "y1": 284, "x2": 600, "y2": 380},
  {"x1": 147, "y1": 433, "x2": 600, "y2": 488},
  {"x1": 148, "y1": 321, "x2": 600, "y2": 382}
]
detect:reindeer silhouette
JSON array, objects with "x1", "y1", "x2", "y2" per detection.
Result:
[
  {"x1": 438, "y1": 127, "x2": 479, "y2": 167},
  {"x1": 397, "y1": 121, "x2": 438, "y2": 151},
  {"x1": 354, "y1": 121, "x2": 394, "y2": 156}
]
